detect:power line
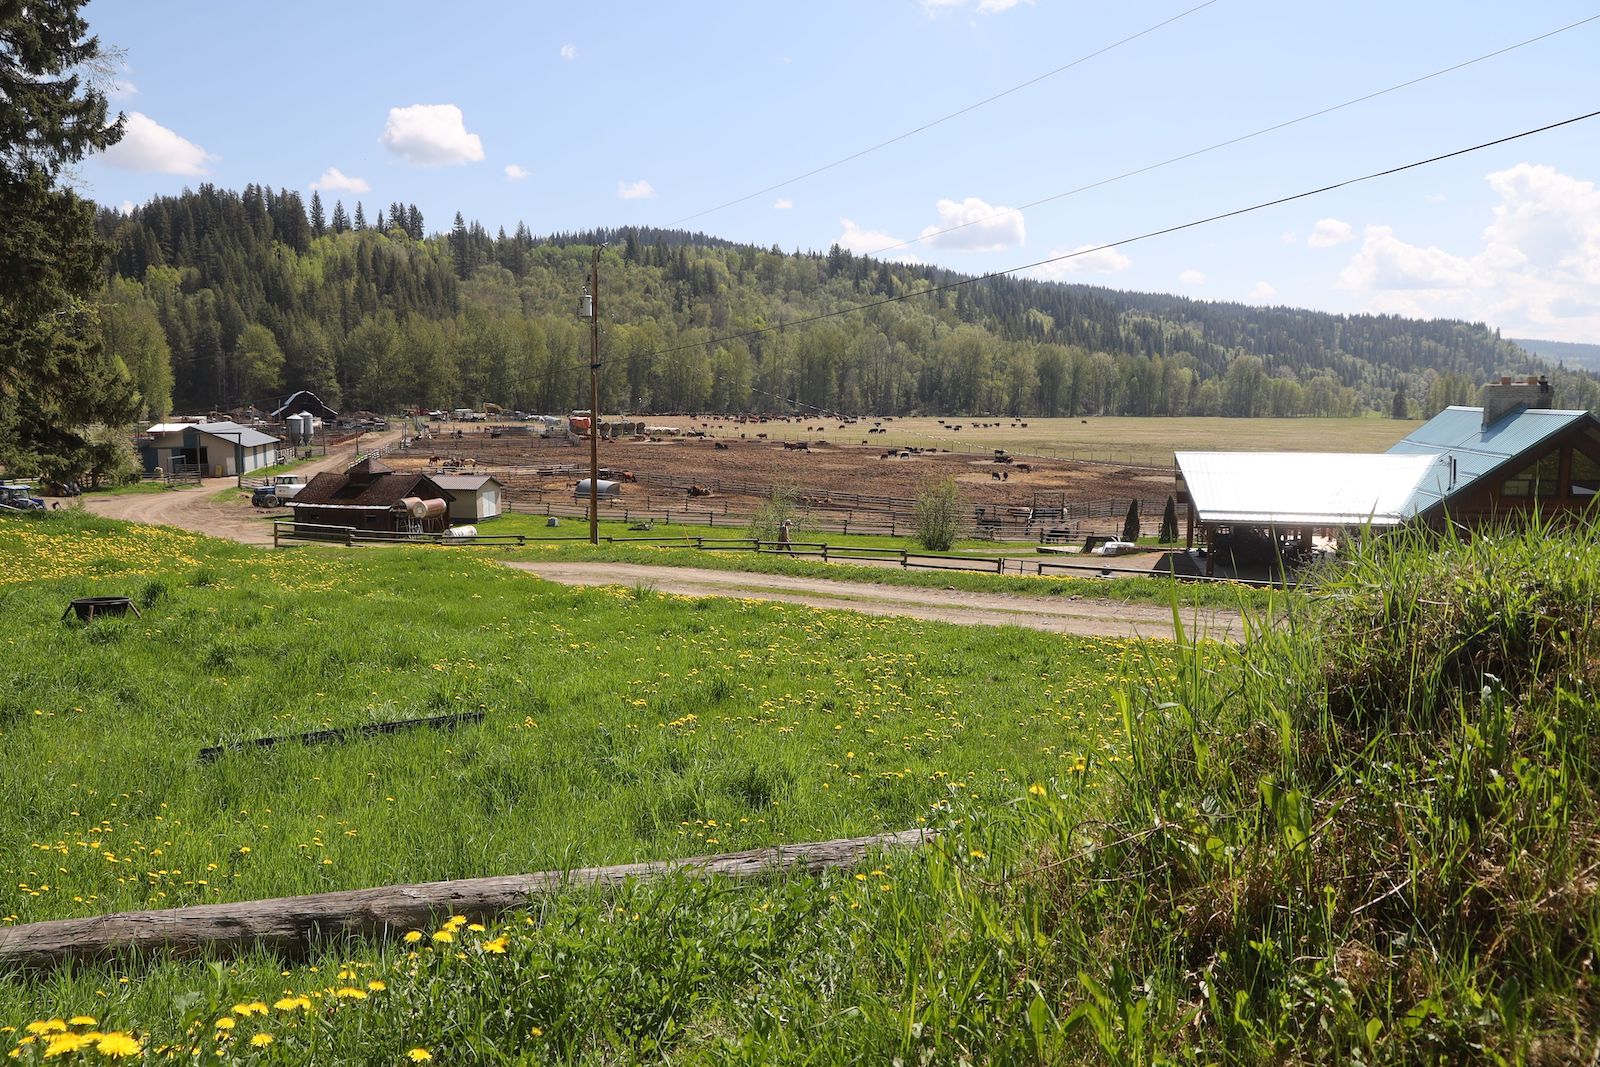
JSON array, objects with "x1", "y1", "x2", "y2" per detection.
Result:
[
  {"x1": 606, "y1": 108, "x2": 1600, "y2": 372},
  {"x1": 666, "y1": 0, "x2": 1221, "y2": 227},
  {"x1": 866, "y1": 11, "x2": 1600, "y2": 258}
]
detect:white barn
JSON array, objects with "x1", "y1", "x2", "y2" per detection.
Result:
[
  {"x1": 432, "y1": 474, "x2": 504, "y2": 522},
  {"x1": 141, "y1": 421, "x2": 280, "y2": 477}
]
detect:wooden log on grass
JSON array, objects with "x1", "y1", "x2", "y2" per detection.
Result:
[{"x1": 0, "y1": 828, "x2": 932, "y2": 969}]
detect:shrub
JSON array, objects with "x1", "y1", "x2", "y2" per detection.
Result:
[
  {"x1": 747, "y1": 486, "x2": 803, "y2": 542},
  {"x1": 914, "y1": 477, "x2": 961, "y2": 551}
]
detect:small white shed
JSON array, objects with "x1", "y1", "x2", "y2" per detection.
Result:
[{"x1": 432, "y1": 474, "x2": 504, "y2": 522}]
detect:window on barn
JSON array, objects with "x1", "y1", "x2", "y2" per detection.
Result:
[
  {"x1": 1571, "y1": 448, "x2": 1600, "y2": 500},
  {"x1": 1501, "y1": 452, "x2": 1560, "y2": 499}
]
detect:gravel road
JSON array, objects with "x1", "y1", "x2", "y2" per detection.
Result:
[{"x1": 504, "y1": 560, "x2": 1240, "y2": 641}]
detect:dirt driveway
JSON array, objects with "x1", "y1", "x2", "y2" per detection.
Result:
[
  {"x1": 81, "y1": 431, "x2": 401, "y2": 544},
  {"x1": 504, "y1": 560, "x2": 1241, "y2": 641}
]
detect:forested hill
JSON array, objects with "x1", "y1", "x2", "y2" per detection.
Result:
[
  {"x1": 1511, "y1": 337, "x2": 1600, "y2": 373},
  {"x1": 94, "y1": 184, "x2": 1600, "y2": 421}
]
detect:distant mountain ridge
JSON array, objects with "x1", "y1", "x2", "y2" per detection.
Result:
[
  {"x1": 1511, "y1": 337, "x2": 1600, "y2": 373},
  {"x1": 91, "y1": 187, "x2": 1600, "y2": 419}
]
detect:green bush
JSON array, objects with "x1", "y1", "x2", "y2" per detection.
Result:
[{"x1": 914, "y1": 476, "x2": 961, "y2": 552}]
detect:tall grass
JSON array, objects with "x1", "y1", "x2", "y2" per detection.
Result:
[{"x1": 3, "y1": 514, "x2": 1595, "y2": 1063}]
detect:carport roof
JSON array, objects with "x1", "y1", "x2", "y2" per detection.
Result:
[{"x1": 1176, "y1": 451, "x2": 1438, "y2": 527}]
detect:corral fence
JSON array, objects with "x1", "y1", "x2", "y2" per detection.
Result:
[{"x1": 270, "y1": 521, "x2": 1293, "y2": 587}]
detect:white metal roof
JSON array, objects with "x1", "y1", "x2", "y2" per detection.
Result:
[
  {"x1": 1176, "y1": 451, "x2": 1439, "y2": 527},
  {"x1": 431, "y1": 474, "x2": 502, "y2": 491}
]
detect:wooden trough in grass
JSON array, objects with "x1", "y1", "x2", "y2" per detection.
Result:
[{"x1": 0, "y1": 828, "x2": 933, "y2": 969}]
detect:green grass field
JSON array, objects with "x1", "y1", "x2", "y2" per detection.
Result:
[
  {"x1": 0, "y1": 513, "x2": 1169, "y2": 931},
  {"x1": 4, "y1": 511, "x2": 1592, "y2": 1064}
]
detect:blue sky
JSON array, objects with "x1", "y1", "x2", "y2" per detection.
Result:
[{"x1": 80, "y1": 1, "x2": 1600, "y2": 342}]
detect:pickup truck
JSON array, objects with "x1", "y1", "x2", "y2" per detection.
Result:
[{"x1": 250, "y1": 474, "x2": 309, "y2": 508}]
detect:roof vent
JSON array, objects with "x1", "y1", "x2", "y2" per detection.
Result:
[{"x1": 1480, "y1": 374, "x2": 1552, "y2": 429}]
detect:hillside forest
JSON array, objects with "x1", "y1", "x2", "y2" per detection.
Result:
[{"x1": 95, "y1": 184, "x2": 1600, "y2": 423}]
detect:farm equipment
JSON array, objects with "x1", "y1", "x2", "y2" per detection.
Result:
[
  {"x1": 251, "y1": 474, "x2": 308, "y2": 508},
  {"x1": 0, "y1": 484, "x2": 46, "y2": 511}
]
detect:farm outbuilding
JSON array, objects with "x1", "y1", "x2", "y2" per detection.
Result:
[
  {"x1": 432, "y1": 474, "x2": 504, "y2": 522},
  {"x1": 1175, "y1": 377, "x2": 1600, "y2": 572},
  {"x1": 289, "y1": 458, "x2": 455, "y2": 535},
  {"x1": 574, "y1": 479, "x2": 621, "y2": 499},
  {"x1": 141, "y1": 421, "x2": 280, "y2": 477},
  {"x1": 270, "y1": 390, "x2": 339, "y2": 422}
]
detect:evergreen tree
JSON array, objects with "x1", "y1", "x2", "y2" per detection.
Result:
[
  {"x1": 330, "y1": 200, "x2": 349, "y2": 234},
  {"x1": 1392, "y1": 384, "x2": 1408, "y2": 419},
  {"x1": 309, "y1": 190, "x2": 326, "y2": 238},
  {"x1": 405, "y1": 203, "x2": 424, "y2": 240},
  {"x1": 1122, "y1": 499, "x2": 1140, "y2": 543},
  {"x1": 0, "y1": 1, "x2": 138, "y2": 480},
  {"x1": 352, "y1": 201, "x2": 366, "y2": 230},
  {"x1": 1159, "y1": 496, "x2": 1179, "y2": 544}
]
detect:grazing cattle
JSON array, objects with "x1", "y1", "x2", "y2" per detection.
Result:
[
  {"x1": 757, "y1": 432, "x2": 767, "y2": 439},
  {"x1": 687, "y1": 484, "x2": 713, "y2": 497},
  {"x1": 1015, "y1": 463, "x2": 1033, "y2": 472},
  {"x1": 714, "y1": 441, "x2": 730, "y2": 450}
]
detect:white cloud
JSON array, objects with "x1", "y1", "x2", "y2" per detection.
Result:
[
  {"x1": 119, "y1": 200, "x2": 135, "y2": 215},
  {"x1": 1281, "y1": 230, "x2": 1298, "y2": 245},
  {"x1": 917, "y1": 196, "x2": 1025, "y2": 251},
  {"x1": 310, "y1": 167, "x2": 370, "y2": 194},
  {"x1": 922, "y1": 0, "x2": 1031, "y2": 13},
  {"x1": 560, "y1": 43, "x2": 577, "y2": 60},
  {"x1": 617, "y1": 179, "x2": 657, "y2": 200},
  {"x1": 1029, "y1": 243, "x2": 1131, "y2": 281},
  {"x1": 380, "y1": 104, "x2": 484, "y2": 166},
  {"x1": 835, "y1": 219, "x2": 922, "y2": 264},
  {"x1": 1178, "y1": 268, "x2": 1206, "y2": 286},
  {"x1": 1249, "y1": 281, "x2": 1278, "y2": 302},
  {"x1": 1335, "y1": 163, "x2": 1600, "y2": 341},
  {"x1": 1307, "y1": 217, "x2": 1354, "y2": 248},
  {"x1": 504, "y1": 164, "x2": 531, "y2": 182},
  {"x1": 773, "y1": 197, "x2": 793, "y2": 210},
  {"x1": 99, "y1": 112, "x2": 214, "y2": 175}
]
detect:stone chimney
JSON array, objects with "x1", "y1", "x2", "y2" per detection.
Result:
[{"x1": 1481, "y1": 374, "x2": 1552, "y2": 429}]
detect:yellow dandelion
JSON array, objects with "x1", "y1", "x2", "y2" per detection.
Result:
[
  {"x1": 482, "y1": 936, "x2": 508, "y2": 954},
  {"x1": 232, "y1": 1002, "x2": 268, "y2": 1017},
  {"x1": 431, "y1": 930, "x2": 454, "y2": 944},
  {"x1": 332, "y1": 987, "x2": 367, "y2": 1000},
  {"x1": 26, "y1": 1021, "x2": 67, "y2": 1036},
  {"x1": 407, "y1": 1050, "x2": 433, "y2": 1062},
  {"x1": 403, "y1": 930, "x2": 423, "y2": 943},
  {"x1": 1028, "y1": 783, "x2": 1047, "y2": 797},
  {"x1": 42, "y1": 1033, "x2": 90, "y2": 1058},
  {"x1": 250, "y1": 1034, "x2": 274, "y2": 1048},
  {"x1": 96, "y1": 1033, "x2": 142, "y2": 1058},
  {"x1": 367, "y1": 980, "x2": 386, "y2": 992},
  {"x1": 67, "y1": 1017, "x2": 96, "y2": 1028},
  {"x1": 214, "y1": 1017, "x2": 235, "y2": 1031}
]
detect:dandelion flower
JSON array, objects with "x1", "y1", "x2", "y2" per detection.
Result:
[
  {"x1": 482, "y1": 936, "x2": 508, "y2": 954},
  {"x1": 42, "y1": 1032, "x2": 90, "y2": 1058},
  {"x1": 1028, "y1": 783, "x2": 1047, "y2": 797},
  {"x1": 96, "y1": 1033, "x2": 142, "y2": 1058},
  {"x1": 26, "y1": 1021, "x2": 67, "y2": 1036},
  {"x1": 214, "y1": 1017, "x2": 235, "y2": 1031},
  {"x1": 403, "y1": 931, "x2": 422, "y2": 944},
  {"x1": 332, "y1": 987, "x2": 367, "y2": 1000},
  {"x1": 407, "y1": 1050, "x2": 433, "y2": 1062},
  {"x1": 431, "y1": 930, "x2": 454, "y2": 944},
  {"x1": 250, "y1": 1034, "x2": 274, "y2": 1048},
  {"x1": 67, "y1": 1017, "x2": 96, "y2": 1028}
]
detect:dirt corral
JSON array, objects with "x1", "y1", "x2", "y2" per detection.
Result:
[{"x1": 390, "y1": 416, "x2": 1175, "y2": 536}]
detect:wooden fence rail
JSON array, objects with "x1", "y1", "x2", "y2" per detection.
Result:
[{"x1": 0, "y1": 828, "x2": 932, "y2": 969}]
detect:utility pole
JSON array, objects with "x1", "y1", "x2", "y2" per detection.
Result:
[{"x1": 581, "y1": 246, "x2": 601, "y2": 545}]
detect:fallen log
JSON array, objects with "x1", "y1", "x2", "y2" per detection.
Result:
[
  {"x1": 0, "y1": 828, "x2": 932, "y2": 970},
  {"x1": 197, "y1": 710, "x2": 484, "y2": 762}
]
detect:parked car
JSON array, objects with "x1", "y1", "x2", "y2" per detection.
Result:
[
  {"x1": 250, "y1": 474, "x2": 309, "y2": 508},
  {"x1": 0, "y1": 484, "x2": 46, "y2": 510}
]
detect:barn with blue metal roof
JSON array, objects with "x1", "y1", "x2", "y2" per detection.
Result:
[{"x1": 1175, "y1": 376, "x2": 1600, "y2": 573}]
